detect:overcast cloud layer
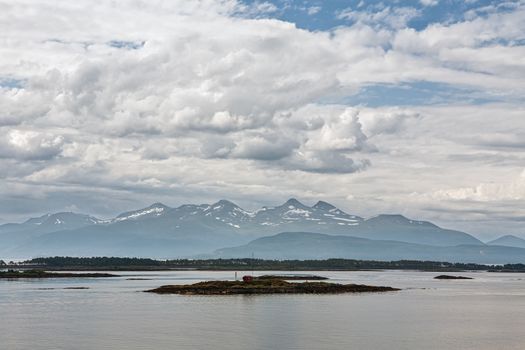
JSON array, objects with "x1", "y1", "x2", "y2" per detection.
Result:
[{"x1": 1, "y1": 0, "x2": 524, "y2": 240}]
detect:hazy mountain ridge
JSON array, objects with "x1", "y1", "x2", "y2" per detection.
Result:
[
  {"x1": 0, "y1": 212, "x2": 105, "y2": 253},
  {"x1": 1, "y1": 198, "x2": 521, "y2": 261},
  {"x1": 487, "y1": 235, "x2": 525, "y2": 249},
  {"x1": 215, "y1": 232, "x2": 525, "y2": 264}
]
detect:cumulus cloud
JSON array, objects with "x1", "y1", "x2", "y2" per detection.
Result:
[
  {"x1": 358, "y1": 108, "x2": 421, "y2": 136},
  {"x1": 0, "y1": 0, "x2": 524, "y2": 237},
  {"x1": 0, "y1": 85, "x2": 52, "y2": 126},
  {"x1": 229, "y1": 133, "x2": 298, "y2": 161},
  {"x1": 193, "y1": 106, "x2": 376, "y2": 173},
  {"x1": 303, "y1": 109, "x2": 370, "y2": 151},
  {"x1": 432, "y1": 170, "x2": 525, "y2": 202},
  {"x1": 0, "y1": 129, "x2": 65, "y2": 160},
  {"x1": 286, "y1": 150, "x2": 370, "y2": 174}
]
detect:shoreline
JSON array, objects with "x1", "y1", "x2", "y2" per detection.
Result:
[
  {"x1": 0, "y1": 270, "x2": 119, "y2": 279},
  {"x1": 4, "y1": 266, "x2": 524, "y2": 273},
  {"x1": 4, "y1": 257, "x2": 524, "y2": 273}
]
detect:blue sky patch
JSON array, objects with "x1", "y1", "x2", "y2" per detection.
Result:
[
  {"x1": 108, "y1": 40, "x2": 145, "y2": 50},
  {"x1": 240, "y1": 0, "x2": 516, "y2": 31},
  {"x1": 324, "y1": 81, "x2": 500, "y2": 107},
  {"x1": 0, "y1": 78, "x2": 25, "y2": 89}
]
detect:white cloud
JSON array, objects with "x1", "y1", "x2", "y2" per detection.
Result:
[
  {"x1": 337, "y1": 6, "x2": 421, "y2": 29},
  {"x1": 228, "y1": 132, "x2": 298, "y2": 161},
  {"x1": 358, "y1": 108, "x2": 420, "y2": 136},
  {"x1": 304, "y1": 109, "x2": 368, "y2": 151},
  {"x1": 307, "y1": 6, "x2": 321, "y2": 15},
  {"x1": 236, "y1": 1, "x2": 279, "y2": 17},
  {"x1": 0, "y1": 0, "x2": 524, "y2": 237},
  {"x1": 420, "y1": 0, "x2": 439, "y2": 7},
  {"x1": 0, "y1": 129, "x2": 65, "y2": 160},
  {"x1": 432, "y1": 170, "x2": 525, "y2": 202}
]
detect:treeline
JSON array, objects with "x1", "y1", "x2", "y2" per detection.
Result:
[
  {"x1": 27, "y1": 256, "x2": 163, "y2": 268},
  {"x1": 10, "y1": 257, "x2": 525, "y2": 272}
]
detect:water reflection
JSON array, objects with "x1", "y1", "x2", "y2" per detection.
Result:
[{"x1": 1, "y1": 270, "x2": 524, "y2": 350}]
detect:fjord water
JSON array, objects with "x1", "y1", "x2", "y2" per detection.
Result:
[{"x1": 1, "y1": 270, "x2": 524, "y2": 350}]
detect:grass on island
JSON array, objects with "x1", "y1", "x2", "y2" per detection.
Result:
[
  {"x1": 256, "y1": 274, "x2": 328, "y2": 280},
  {"x1": 145, "y1": 278, "x2": 399, "y2": 295}
]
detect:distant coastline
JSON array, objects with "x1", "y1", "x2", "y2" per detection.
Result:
[
  {"x1": 0, "y1": 269, "x2": 118, "y2": 279},
  {"x1": 3, "y1": 257, "x2": 525, "y2": 273}
]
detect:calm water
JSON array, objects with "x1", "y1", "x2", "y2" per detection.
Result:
[{"x1": 1, "y1": 270, "x2": 524, "y2": 350}]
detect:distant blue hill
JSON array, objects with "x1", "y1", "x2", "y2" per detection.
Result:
[
  {"x1": 487, "y1": 235, "x2": 525, "y2": 249},
  {"x1": 215, "y1": 232, "x2": 525, "y2": 264}
]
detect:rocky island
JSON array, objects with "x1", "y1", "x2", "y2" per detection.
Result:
[
  {"x1": 0, "y1": 269, "x2": 119, "y2": 279},
  {"x1": 434, "y1": 275, "x2": 473, "y2": 280},
  {"x1": 146, "y1": 278, "x2": 399, "y2": 295}
]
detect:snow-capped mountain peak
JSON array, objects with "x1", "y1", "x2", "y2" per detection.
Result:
[
  {"x1": 250, "y1": 198, "x2": 362, "y2": 228},
  {"x1": 114, "y1": 203, "x2": 170, "y2": 222},
  {"x1": 206, "y1": 200, "x2": 241, "y2": 213},
  {"x1": 202, "y1": 200, "x2": 255, "y2": 228},
  {"x1": 281, "y1": 198, "x2": 309, "y2": 209},
  {"x1": 1, "y1": 199, "x2": 486, "y2": 258},
  {"x1": 312, "y1": 201, "x2": 336, "y2": 211},
  {"x1": 18, "y1": 212, "x2": 104, "y2": 230},
  {"x1": 24, "y1": 213, "x2": 52, "y2": 225}
]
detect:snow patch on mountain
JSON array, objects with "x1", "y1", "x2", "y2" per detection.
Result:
[{"x1": 114, "y1": 207, "x2": 165, "y2": 222}]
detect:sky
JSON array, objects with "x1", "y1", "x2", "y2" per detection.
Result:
[{"x1": 0, "y1": 0, "x2": 524, "y2": 240}]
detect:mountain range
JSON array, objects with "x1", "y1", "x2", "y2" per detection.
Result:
[{"x1": 1, "y1": 198, "x2": 524, "y2": 263}]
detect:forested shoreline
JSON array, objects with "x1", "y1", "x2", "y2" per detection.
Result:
[{"x1": 2, "y1": 257, "x2": 524, "y2": 272}]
